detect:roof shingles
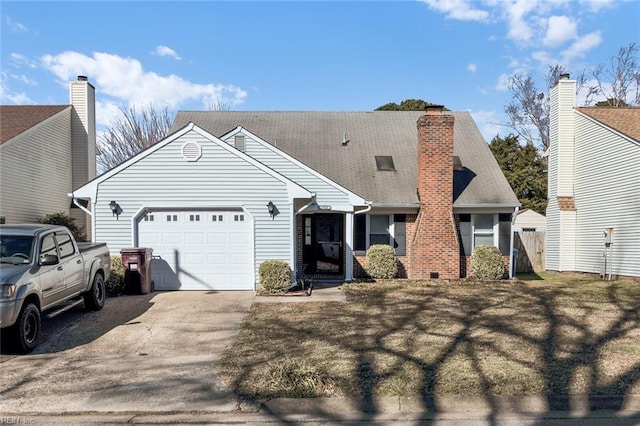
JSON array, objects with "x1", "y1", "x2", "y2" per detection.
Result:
[
  {"x1": 0, "y1": 105, "x2": 69, "y2": 144},
  {"x1": 576, "y1": 107, "x2": 640, "y2": 142}
]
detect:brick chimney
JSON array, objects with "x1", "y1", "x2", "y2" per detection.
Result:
[{"x1": 409, "y1": 105, "x2": 460, "y2": 280}]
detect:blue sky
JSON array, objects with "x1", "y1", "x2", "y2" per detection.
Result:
[{"x1": 1, "y1": 0, "x2": 639, "y2": 141}]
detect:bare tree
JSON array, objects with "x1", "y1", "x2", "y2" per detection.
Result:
[
  {"x1": 97, "y1": 104, "x2": 173, "y2": 173},
  {"x1": 589, "y1": 42, "x2": 639, "y2": 107},
  {"x1": 504, "y1": 65, "x2": 569, "y2": 150}
]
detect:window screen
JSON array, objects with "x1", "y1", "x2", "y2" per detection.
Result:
[{"x1": 370, "y1": 215, "x2": 390, "y2": 245}]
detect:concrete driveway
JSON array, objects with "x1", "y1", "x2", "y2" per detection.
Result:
[{"x1": 0, "y1": 291, "x2": 254, "y2": 414}]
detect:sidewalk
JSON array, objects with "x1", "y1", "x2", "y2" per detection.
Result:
[{"x1": 6, "y1": 395, "x2": 640, "y2": 424}]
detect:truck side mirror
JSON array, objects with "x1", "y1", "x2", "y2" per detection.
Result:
[{"x1": 39, "y1": 254, "x2": 59, "y2": 266}]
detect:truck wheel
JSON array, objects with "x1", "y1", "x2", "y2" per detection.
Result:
[
  {"x1": 84, "y1": 273, "x2": 106, "y2": 311},
  {"x1": 13, "y1": 303, "x2": 41, "y2": 353}
]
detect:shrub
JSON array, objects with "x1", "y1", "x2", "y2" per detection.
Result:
[
  {"x1": 39, "y1": 212, "x2": 86, "y2": 242},
  {"x1": 364, "y1": 244, "x2": 398, "y2": 279},
  {"x1": 470, "y1": 245, "x2": 505, "y2": 280},
  {"x1": 259, "y1": 260, "x2": 291, "y2": 292},
  {"x1": 105, "y1": 256, "x2": 126, "y2": 294}
]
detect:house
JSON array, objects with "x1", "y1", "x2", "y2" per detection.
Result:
[
  {"x1": 514, "y1": 209, "x2": 546, "y2": 232},
  {"x1": 547, "y1": 74, "x2": 640, "y2": 278},
  {"x1": 71, "y1": 106, "x2": 519, "y2": 291},
  {"x1": 0, "y1": 76, "x2": 96, "y2": 234}
]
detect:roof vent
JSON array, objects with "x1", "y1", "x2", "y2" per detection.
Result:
[
  {"x1": 375, "y1": 156, "x2": 396, "y2": 171},
  {"x1": 182, "y1": 141, "x2": 202, "y2": 162},
  {"x1": 234, "y1": 135, "x2": 246, "y2": 152}
]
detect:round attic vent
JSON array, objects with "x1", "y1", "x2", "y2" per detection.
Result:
[{"x1": 182, "y1": 142, "x2": 202, "y2": 162}]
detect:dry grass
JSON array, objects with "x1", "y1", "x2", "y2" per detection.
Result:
[{"x1": 218, "y1": 274, "x2": 640, "y2": 400}]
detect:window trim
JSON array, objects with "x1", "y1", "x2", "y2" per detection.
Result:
[{"x1": 354, "y1": 214, "x2": 405, "y2": 256}]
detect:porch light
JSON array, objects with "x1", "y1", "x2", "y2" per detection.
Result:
[
  {"x1": 109, "y1": 200, "x2": 119, "y2": 217},
  {"x1": 267, "y1": 201, "x2": 277, "y2": 219}
]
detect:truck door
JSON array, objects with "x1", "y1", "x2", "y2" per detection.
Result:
[
  {"x1": 38, "y1": 233, "x2": 66, "y2": 306},
  {"x1": 55, "y1": 232, "x2": 84, "y2": 297}
]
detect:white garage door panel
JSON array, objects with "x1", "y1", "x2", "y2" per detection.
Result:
[{"x1": 138, "y1": 210, "x2": 253, "y2": 291}]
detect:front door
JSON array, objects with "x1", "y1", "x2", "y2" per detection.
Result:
[{"x1": 302, "y1": 214, "x2": 344, "y2": 276}]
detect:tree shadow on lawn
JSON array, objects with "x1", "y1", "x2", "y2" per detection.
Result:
[{"x1": 220, "y1": 280, "x2": 640, "y2": 424}]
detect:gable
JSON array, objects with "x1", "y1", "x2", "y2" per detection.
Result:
[
  {"x1": 220, "y1": 127, "x2": 367, "y2": 206},
  {"x1": 576, "y1": 107, "x2": 640, "y2": 143},
  {"x1": 72, "y1": 123, "x2": 311, "y2": 201},
  {"x1": 0, "y1": 105, "x2": 70, "y2": 144}
]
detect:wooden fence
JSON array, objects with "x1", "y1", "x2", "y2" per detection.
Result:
[{"x1": 514, "y1": 231, "x2": 545, "y2": 273}]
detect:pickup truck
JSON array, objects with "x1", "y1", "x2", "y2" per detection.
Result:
[{"x1": 0, "y1": 224, "x2": 110, "y2": 353}]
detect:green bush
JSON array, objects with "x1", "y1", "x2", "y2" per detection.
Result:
[
  {"x1": 259, "y1": 260, "x2": 291, "y2": 292},
  {"x1": 39, "y1": 212, "x2": 86, "y2": 242},
  {"x1": 105, "y1": 256, "x2": 126, "y2": 294},
  {"x1": 364, "y1": 244, "x2": 398, "y2": 279},
  {"x1": 470, "y1": 245, "x2": 506, "y2": 280}
]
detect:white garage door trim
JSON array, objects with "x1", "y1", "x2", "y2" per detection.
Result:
[{"x1": 133, "y1": 207, "x2": 254, "y2": 291}]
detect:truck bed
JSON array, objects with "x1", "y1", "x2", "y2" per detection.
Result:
[{"x1": 77, "y1": 242, "x2": 108, "y2": 252}]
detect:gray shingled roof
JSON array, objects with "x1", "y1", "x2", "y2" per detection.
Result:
[{"x1": 170, "y1": 111, "x2": 519, "y2": 207}]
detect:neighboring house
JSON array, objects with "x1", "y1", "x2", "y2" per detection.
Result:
[
  {"x1": 514, "y1": 209, "x2": 546, "y2": 232},
  {"x1": 0, "y1": 76, "x2": 96, "y2": 234},
  {"x1": 71, "y1": 106, "x2": 519, "y2": 291},
  {"x1": 547, "y1": 74, "x2": 640, "y2": 278}
]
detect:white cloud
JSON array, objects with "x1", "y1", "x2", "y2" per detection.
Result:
[
  {"x1": 0, "y1": 76, "x2": 34, "y2": 104},
  {"x1": 495, "y1": 73, "x2": 511, "y2": 92},
  {"x1": 467, "y1": 63, "x2": 478, "y2": 73},
  {"x1": 504, "y1": 0, "x2": 538, "y2": 43},
  {"x1": 4, "y1": 17, "x2": 29, "y2": 32},
  {"x1": 561, "y1": 31, "x2": 602, "y2": 62},
  {"x1": 420, "y1": 0, "x2": 490, "y2": 22},
  {"x1": 469, "y1": 109, "x2": 504, "y2": 142},
  {"x1": 154, "y1": 45, "x2": 182, "y2": 60},
  {"x1": 531, "y1": 50, "x2": 555, "y2": 65},
  {"x1": 9, "y1": 53, "x2": 38, "y2": 69},
  {"x1": 40, "y1": 51, "x2": 247, "y2": 123},
  {"x1": 543, "y1": 15, "x2": 577, "y2": 46},
  {"x1": 579, "y1": 0, "x2": 614, "y2": 12}
]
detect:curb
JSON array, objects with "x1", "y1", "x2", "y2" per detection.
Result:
[{"x1": 251, "y1": 395, "x2": 640, "y2": 415}]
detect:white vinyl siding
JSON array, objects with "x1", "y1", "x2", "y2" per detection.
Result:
[
  {"x1": 573, "y1": 114, "x2": 640, "y2": 277},
  {"x1": 226, "y1": 132, "x2": 353, "y2": 205},
  {"x1": 93, "y1": 129, "x2": 293, "y2": 282},
  {"x1": 546, "y1": 79, "x2": 575, "y2": 271},
  {"x1": 0, "y1": 108, "x2": 73, "y2": 224}
]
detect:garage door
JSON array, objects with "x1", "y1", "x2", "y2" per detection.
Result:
[{"x1": 138, "y1": 210, "x2": 253, "y2": 290}]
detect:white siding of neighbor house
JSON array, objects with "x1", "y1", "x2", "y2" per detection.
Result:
[
  {"x1": 0, "y1": 108, "x2": 72, "y2": 223},
  {"x1": 514, "y1": 209, "x2": 546, "y2": 231},
  {"x1": 224, "y1": 131, "x2": 354, "y2": 205},
  {"x1": 574, "y1": 113, "x2": 640, "y2": 277},
  {"x1": 546, "y1": 78, "x2": 576, "y2": 272},
  {"x1": 93, "y1": 129, "x2": 294, "y2": 280}
]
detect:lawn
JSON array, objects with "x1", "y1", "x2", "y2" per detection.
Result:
[{"x1": 218, "y1": 273, "x2": 640, "y2": 403}]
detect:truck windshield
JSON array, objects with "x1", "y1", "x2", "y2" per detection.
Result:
[{"x1": 0, "y1": 235, "x2": 34, "y2": 265}]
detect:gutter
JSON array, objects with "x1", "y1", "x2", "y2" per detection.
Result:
[
  {"x1": 354, "y1": 202, "x2": 373, "y2": 215},
  {"x1": 69, "y1": 193, "x2": 93, "y2": 217}
]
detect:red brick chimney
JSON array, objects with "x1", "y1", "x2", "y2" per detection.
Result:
[{"x1": 409, "y1": 105, "x2": 460, "y2": 280}]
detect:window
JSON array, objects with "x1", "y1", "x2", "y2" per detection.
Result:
[
  {"x1": 166, "y1": 214, "x2": 178, "y2": 222},
  {"x1": 55, "y1": 232, "x2": 76, "y2": 259},
  {"x1": 40, "y1": 235, "x2": 57, "y2": 257},
  {"x1": 474, "y1": 214, "x2": 494, "y2": 247},
  {"x1": 212, "y1": 214, "x2": 224, "y2": 222},
  {"x1": 353, "y1": 214, "x2": 406, "y2": 255},
  {"x1": 189, "y1": 214, "x2": 201, "y2": 222},
  {"x1": 234, "y1": 214, "x2": 245, "y2": 222},
  {"x1": 457, "y1": 213, "x2": 512, "y2": 256},
  {"x1": 370, "y1": 215, "x2": 390, "y2": 245},
  {"x1": 375, "y1": 156, "x2": 395, "y2": 171},
  {"x1": 144, "y1": 214, "x2": 155, "y2": 222}
]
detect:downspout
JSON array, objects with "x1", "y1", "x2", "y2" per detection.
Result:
[
  {"x1": 509, "y1": 206, "x2": 520, "y2": 279},
  {"x1": 72, "y1": 197, "x2": 93, "y2": 217},
  {"x1": 354, "y1": 202, "x2": 373, "y2": 215}
]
